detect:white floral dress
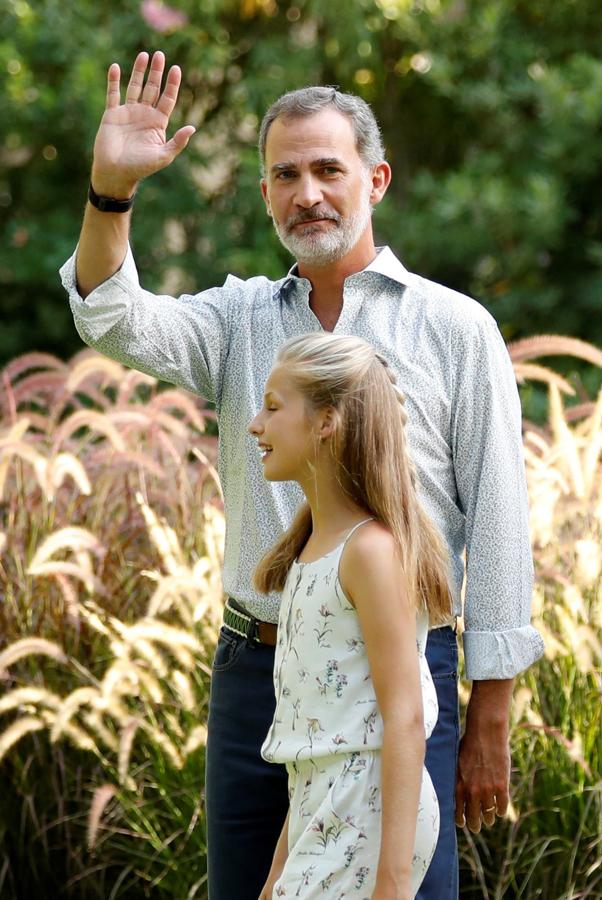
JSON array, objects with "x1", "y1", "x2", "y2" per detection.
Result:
[{"x1": 262, "y1": 521, "x2": 440, "y2": 898}]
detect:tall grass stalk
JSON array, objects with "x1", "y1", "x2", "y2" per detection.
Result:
[
  {"x1": 0, "y1": 351, "x2": 221, "y2": 897},
  {"x1": 459, "y1": 337, "x2": 602, "y2": 898},
  {"x1": 1, "y1": 343, "x2": 601, "y2": 898}
]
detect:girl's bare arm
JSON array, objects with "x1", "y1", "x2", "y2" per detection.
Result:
[{"x1": 341, "y1": 525, "x2": 425, "y2": 900}]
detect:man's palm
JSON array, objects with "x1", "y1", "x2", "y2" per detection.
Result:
[
  {"x1": 91, "y1": 50, "x2": 195, "y2": 195},
  {"x1": 95, "y1": 104, "x2": 171, "y2": 180}
]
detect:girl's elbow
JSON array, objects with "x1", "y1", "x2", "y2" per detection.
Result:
[{"x1": 383, "y1": 706, "x2": 425, "y2": 740}]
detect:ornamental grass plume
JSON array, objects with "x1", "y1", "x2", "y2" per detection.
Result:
[
  {"x1": 2, "y1": 341, "x2": 600, "y2": 898},
  {"x1": 0, "y1": 498, "x2": 223, "y2": 766},
  {"x1": 0, "y1": 496, "x2": 224, "y2": 846},
  {"x1": 0, "y1": 349, "x2": 220, "y2": 641},
  {"x1": 0, "y1": 350, "x2": 223, "y2": 893},
  {"x1": 87, "y1": 784, "x2": 117, "y2": 852},
  {"x1": 459, "y1": 336, "x2": 602, "y2": 898}
]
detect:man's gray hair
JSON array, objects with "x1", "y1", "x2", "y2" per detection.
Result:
[{"x1": 258, "y1": 86, "x2": 385, "y2": 176}]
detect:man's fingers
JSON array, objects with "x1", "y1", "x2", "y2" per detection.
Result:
[
  {"x1": 465, "y1": 794, "x2": 483, "y2": 833},
  {"x1": 106, "y1": 63, "x2": 121, "y2": 110},
  {"x1": 454, "y1": 780, "x2": 466, "y2": 828},
  {"x1": 457, "y1": 782, "x2": 505, "y2": 831},
  {"x1": 171, "y1": 125, "x2": 196, "y2": 150},
  {"x1": 156, "y1": 65, "x2": 183, "y2": 119},
  {"x1": 141, "y1": 50, "x2": 165, "y2": 106},
  {"x1": 125, "y1": 51, "x2": 150, "y2": 104},
  {"x1": 494, "y1": 784, "x2": 509, "y2": 817},
  {"x1": 161, "y1": 126, "x2": 196, "y2": 165},
  {"x1": 482, "y1": 799, "x2": 497, "y2": 828}
]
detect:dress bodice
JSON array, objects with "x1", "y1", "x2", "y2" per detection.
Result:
[{"x1": 262, "y1": 526, "x2": 439, "y2": 764}]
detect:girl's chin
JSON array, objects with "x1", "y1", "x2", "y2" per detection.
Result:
[
  {"x1": 262, "y1": 460, "x2": 290, "y2": 482},
  {"x1": 263, "y1": 469, "x2": 285, "y2": 482}
]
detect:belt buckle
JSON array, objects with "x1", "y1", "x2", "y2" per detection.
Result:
[{"x1": 245, "y1": 613, "x2": 259, "y2": 642}]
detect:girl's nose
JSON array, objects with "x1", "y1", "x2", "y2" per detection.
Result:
[{"x1": 248, "y1": 413, "x2": 263, "y2": 436}]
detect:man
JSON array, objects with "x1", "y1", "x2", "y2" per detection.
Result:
[{"x1": 60, "y1": 50, "x2": 543, "y2": 899}]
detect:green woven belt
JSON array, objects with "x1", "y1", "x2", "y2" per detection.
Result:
[{"x1": 223, "y1": 600, "x2": 254, "y2": 639}]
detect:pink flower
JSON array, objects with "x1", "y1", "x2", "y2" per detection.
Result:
[{"x1": 141, "y1": 0, "x2": 188, "y2": 32}]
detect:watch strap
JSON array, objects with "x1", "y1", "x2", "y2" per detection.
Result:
[{"x1": 88, "y1": 182, "x2": 135, "y2": 213}]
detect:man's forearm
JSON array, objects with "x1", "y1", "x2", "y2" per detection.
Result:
[
  {"x1": 75, "y1": 178, "x2": 135, "y2": 299},
  {"x1": 456, "y1": 677, "x2": 514, "y2": 831},
  {"x1": 465, "y1": 678, "x2": 514, "y2": 730}
]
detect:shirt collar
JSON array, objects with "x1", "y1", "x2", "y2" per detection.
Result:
[{"x1": 284, "y1": 246, "x2": 417, "y2": 288}]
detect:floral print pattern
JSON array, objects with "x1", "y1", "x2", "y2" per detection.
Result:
[
  {"x1": 273, "y1": 751, "x2": 439, "y2": 898},
  {"x1": 262, "y1": 527, "x2": 438, "y2": 765},
  {"x1": 262, "y1": 522, "x2": 440, "y2": 897}
]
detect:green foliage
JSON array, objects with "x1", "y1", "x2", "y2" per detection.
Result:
[
  {"x1": 2, "y1": 0, "x2": 602, "y2": 366},
  {"x1": 459, "y1": 651, "x2": 601, "y2": 899}
]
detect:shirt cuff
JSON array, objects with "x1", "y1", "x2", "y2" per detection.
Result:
[
  {"x1": 59, "y1": 245, "x2": 140, "y2": 342},
  {"x1": 462, "y1": 625, "x2": 545, "y2": 680}
]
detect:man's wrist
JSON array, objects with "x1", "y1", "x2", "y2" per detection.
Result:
[
  {"x1": 90, "y1": 168, "x2": 138, "y2": 203},
  {"x1": 88, "y1": 182, "x2": 136, "y2": 213},
  {"x1": 465, "y1": 678, "x2": 514, "y2": 729}
]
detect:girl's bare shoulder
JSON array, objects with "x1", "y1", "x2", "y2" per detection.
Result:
[
  {"x1": 350, "y1": 519, "x2": 396, "y2": 552},
  {"x1": 340, "y1": 520, "x2": 408, "y2": 610},
  {"x1": 341, "y1": 521, "x2": 400, "y2": 578}
]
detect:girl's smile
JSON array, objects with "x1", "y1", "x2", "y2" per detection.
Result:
[
  {"x1": 258, "y1": 442, "x2": 273, "y2": 462},
  {"x1": 248, "y1": 366, "x2": 327, "y2": 483}
]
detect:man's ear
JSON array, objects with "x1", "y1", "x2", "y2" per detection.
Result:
[
  {"x1": 260, "y1": 179, "x2": 272, "y2": 217},
  {"x1": 369, "y1": 161, "x2": 392, "y2": 206}
]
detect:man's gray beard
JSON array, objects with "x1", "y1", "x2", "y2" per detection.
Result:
[{"x1": 273, "y1": 192, "x2": 374, "y2": 267}]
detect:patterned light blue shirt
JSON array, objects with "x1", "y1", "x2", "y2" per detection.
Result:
[{"x1": 60, "y1": 245, "x2": 544, "y2": 680}]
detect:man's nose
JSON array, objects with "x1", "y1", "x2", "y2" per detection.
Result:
[{"x1": 294, "y1": 173, "x2": 323, "y2": 208}]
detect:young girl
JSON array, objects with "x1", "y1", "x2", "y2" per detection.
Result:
[{"x1": 249, "y1": 333, "x2": 452, "y2": 900}]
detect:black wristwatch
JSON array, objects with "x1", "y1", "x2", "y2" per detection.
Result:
[{"x1": 88, "y1": 182, "x2": 135, "y2": 213}]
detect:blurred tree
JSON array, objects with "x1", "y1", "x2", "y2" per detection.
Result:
[{"x1": 1, "y1": 0, "x2": 601, "y2": 366}]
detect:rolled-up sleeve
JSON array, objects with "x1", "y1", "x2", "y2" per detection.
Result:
[
  {"x1": 59, "y1": 245, "x2": 237, "y2": 406},
  {"x1": 450, "y1": 314, "x2": 544, "y2": 680}
]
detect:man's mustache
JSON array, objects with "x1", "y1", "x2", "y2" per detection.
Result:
[{"x1": 285, "y1": 208, "x2": 341, "y2": 231}]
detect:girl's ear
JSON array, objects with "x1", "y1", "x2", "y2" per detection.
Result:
[{"x1": 316, "y1": 406, "x2": 338, "y2": 441}]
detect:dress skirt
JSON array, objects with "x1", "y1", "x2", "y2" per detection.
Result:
[{"x1": 272, "y1": 750, "x2": 439, "y2": 898}]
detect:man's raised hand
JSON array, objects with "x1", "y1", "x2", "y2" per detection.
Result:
[{"x1": 91, "y1": 51, "x2": 195, "y2": 199}]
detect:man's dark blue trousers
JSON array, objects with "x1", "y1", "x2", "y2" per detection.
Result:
[{"x1": 205, "y1": 624, "x2": 459, "y2": 899}]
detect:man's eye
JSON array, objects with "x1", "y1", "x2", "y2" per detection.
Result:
[{"x1": 276, "y1": 171, "x2": 296, "y2": 179}]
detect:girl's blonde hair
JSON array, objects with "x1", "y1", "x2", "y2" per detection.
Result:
[{"x1": 253, "y1": 333, "x2": 452, "y2": 625}]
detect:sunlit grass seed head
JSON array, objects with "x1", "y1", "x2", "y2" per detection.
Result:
[
  {"x1": 118, "y1": 718, "x2": 140, "y2": 787},
  {"x1": 50, "y1": 687, "x2": 101, "y2": 743},
  {"x1": 170, "y1": 670, "x2": 195, "y2": 711},
  {"x1": 574, "y1": 539, "x2": 602, "y2": 588},
  {"x1": 0, "y1": 686, "x2": 62, "y2": 715},
  {"x1": 87, "y1": 783, "x2": 117, "y2": 851},
  {"x1": 183, "y1": 724, "x2": 208, "y2": 756},
  {"x1": 0, "y1": 716, "x2": 46, "y2": 763},
  {"x1": 0, "y1": 638, "x2": 67, "y2": 672}
]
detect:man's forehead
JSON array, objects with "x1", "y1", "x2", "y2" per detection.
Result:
[{"x1": 264, "y1": 109, "x2": 358, "y2": 160}]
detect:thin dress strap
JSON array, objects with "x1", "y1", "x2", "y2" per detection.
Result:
[{"x1": 342, "y1": 517, "x2": 374, "y2": 547}]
